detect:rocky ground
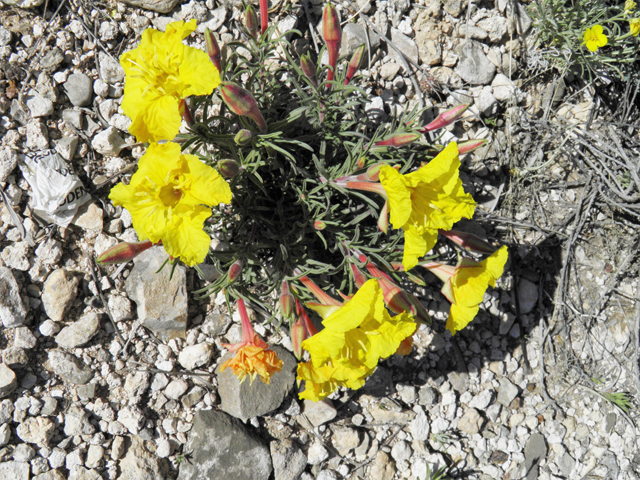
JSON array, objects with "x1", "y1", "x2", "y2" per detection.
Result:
[{"x1": 1, "y1": 0, "x2": 639, "y2": 479}]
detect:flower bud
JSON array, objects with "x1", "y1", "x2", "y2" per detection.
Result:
[
  {"x1": 204, "y1": 28, "x2": 223, "y2": 74},
  {"x1": 349, "y1": 263, "x2": 368, "y2": 289},
  {"x1": 457, "y1": 139, "x2": 488, "y2": 155},
  {"x1": 96, "y1": 240, "x2": 154, "y2": 264},
  {"x1": 313, "y1": 220, "x2": 326, "y2": 230},
  {"x1": 378, "y1": 200, "x2": 388, "y2": 234},
  {"x1": 228, "y1": 259, "x2": 243, "y2": 283},
  {"x1": 279, "y1": 280, "x2": 295, "y2": 320},
  {"x1": 259, "y1": 0, "x2": 268, "y2": 34},
  {"x1": 419, "y1": 104, "x2": 470, "y2": 133},
  {"x1": 291, "y1": 320, "x2": 306, "y2": 360},
  {"x1": 178, "y1": 98, "x2": 194, "y2": 127},
  {"x1": 322, "y1": 3, "x2": 341, "y2": 82},
  {"x1": 245, "y1": 4, "x2": 259, "y2": 39},
  {"x1": 374, "y1": 132, "x2": 420, "y2": 148},
  {"x1": 344, "y1": 44, "x2": 365, "y2": 85},
  {"x1": 219, "y1": 82, "x2": 268, "y2": 133},
  {"x1": 300, "y1": 53, "x2": 318, "y2": 87},
  {"x1": 395, "y1": 335, "x2": 413, "y2": 356},
  {"x1": 217, "y1": 159, "x2": 241, "y2": 178},
  {"x1": 439, "y1": 229, "x2": 495, "y2": 255},
  {"x1": 234, "y1": 129, "x2": 253, "y2": 145}
]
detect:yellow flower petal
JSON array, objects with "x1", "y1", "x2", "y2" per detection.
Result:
[{"x1": 220, "y1": 344, "x2": 283, "y2": 385}]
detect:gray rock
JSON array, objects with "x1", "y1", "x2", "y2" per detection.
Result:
[
  {"x1": 508, "y1": 1, "x2": 532, "y2": 35},
  {"x1": 15, "y1": 416, "x2": 55, "y2": 447},
  {"x1": 218, "y1": 345, "x2": 296, "y2": 421},
  {"x1": 0, "y1": 267, "x2": 28, "y2": 327},
  {"x1": 389, "y1": 28, "x2": 418, "y2": 67},
  {"x1": 125, "y1": 246, "x2": 188, "y2": 340},
  {"x1": 0, "y1": 363, "x2": 17, "y2": 398},
  {"x1": 0, "y1": 26, "x2": 11, "y2": 46},
  {"x1": 457, "y1": 407, "x2": 483, "y2": 434},
  {"x1": 491, "y1": 73, "x2": 518, "y2": 102},
  {"x1": 558, "y1": 451, "x2": 575, "y2": 477},
  {"x1": 0, "y1": 462, "x2": 29, "y2": 480},
  {"x1": 0, "y1": 422, "x2": 10, "y2": 446},
  {"x1": 64, "y1": 74, "x2": 93, "y2": 107},
  {"x1": 307, "y1": 438, "x2": 329, "y2": 465},
  {"x1": 201, "y1": 311, "x2": 231, "y2": 337},
  {"x1": 62, "y1": 109, "x2": 84, "y2": 130},
  {"x1": 1, "y1": 241, "x2": 31, "y2": 271},
  {"x1": 71, "y1": 202, "x2": 104, "y2": 231},
  {"x1": 0, "y1": 146, "x2": 19, "y2": 182},
  {"x1": 179, "y1": 410, "x2": 272, "y2": 480},
  {"x1": 68, "y1": 466, "x2": 102, "y2": 480},
  {"x1": 119, "y1": 0, "x2": 181, "y2": 13},
  {"x1": 98, "y1": 52, "x2": 125, "y2": 85},
  {"x1": 35, "y1": 237, "x2": 64, "y2": 264},
  {"x1": 442, "y1": 0, "x2": 464, "y2": 16},
  {"x1": 517, "y1": 278, "x2": 538, "y2": 314},
  {"x1": 42, "y1": 269, "x2": 79, "y2": 321},
  {"x1": 41, "y1": 396, "x2": 57, "y2": 416},
  {"x1": 1, "y1": 0, "x2": 44, "y2": 6},
  {"x1": 55, "y1": 136, "x2": 79, "y2": 161},
  {"x1": 301, "y1": 398, "x2": 337, "y2": 427},
  {"x1": 177, "y1": 343, "x2": 213, "y2": 370},
  {"x1": 55, "y1": 312, "x2": 101, "y2": 349},
  {"x1": 331, "y1": 426, "x2": 361, "y2": 456},
  {"x1": 468, "y1": 390, "x2": 494, "y2": 410},
  {"x1": 91, "y1": 127, "x2": 126, "y2": 156},
  {"x1": 391, "y1": 440, "x2": 412, "y2": 462},
  {"x1": 3, "y1": 347, "x2": 28, "y2": 368},
  {"x1": 25, "y1": 91, "x2": 54, "y2": 118},
  {"x1": 448, "y1": 371, "x2": 469, "y2": 393},
  {"x1": 524, "y1": 433, "x2": 547, "y2": 480},
  {"x1": 477, "y1": 16, "x2": 508, "y2": 43},
  {"x1": 0, "y1": 398, "x2": 14, "y2": 422},
  {"x1": 40, "y1": 48, "x2": 65, "y2": 71},
  {"x1": 456, "y1": 41, "x2": 496, "y2": 85},
  {"x1": 124, "y1": 371, "x2": 151, "y2": 399},
  {"x1": 454, "y1": 24, "x2": 488, "y2": 41},
  {"x1": 165, "y1": 379, "x2": 189, "y2": 400},
  {"x1": 33, "y1": 470, "x2": 66, "y2": 480},
  {"x1": 14, "y1": 327, "x2": 37, "y2": 349},
  {"x1": 64, "y1": 405, "x2": 95, "y2": 436},
  {"x1": 270, "y1": 439, "x2": 307, "y2": 480},
  {"x1": 107, "y1": 295, "x2": 133, "y2": 322},
  {"x1": 47, "y1": 350, "x2": 94, "y2": 385},
  {"x1": 117, "y1": 406, "x2": 146, "y2": 434},
  {"x1": 475, "y1": 87, "x2": 499, "y2": 116},
  {"x1": 409, "y1": 406, "x2": 430, "y2": 441},
  {"x1": 497, "y1": 378, "x2": 519, "y2": 407},
  {"x1": 118, "y1": 437, "x2": 172, "y2": 480},
  {"x1": 11, "y1": 99, "x2": 30, "y2": 125},
  {"x1": 25, "y1": 120, "x2": 50, "y2": 150},
  {"x1": 341, "y1": 23, "x2": 380, "y2": 57},
  {"x1": 181, "y1": 386, "x2": 206, "y2": 408}
]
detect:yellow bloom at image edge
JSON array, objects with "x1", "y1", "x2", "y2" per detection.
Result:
[
  {"x1": 630, "y1": 18, "x2": 640, "y2": 37},
  {"x1": 109, "y1": 142, "x2": 232, "y2": 266},
  {"x1": 120, "y1": 19, "x2": 221, "y2": 143},
  {"x1": 444, "y1": 246, "x2": 509, "y2": 335},
  {"x1": 583, "y1": 25, "x2": 608, "y2": 52}
]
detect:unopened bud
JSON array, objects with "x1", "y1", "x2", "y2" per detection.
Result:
[
  {"x1": 280, "y1": 280, "x2": 295, "y2": 320},
  {"x1": 245, "y1": 4, "x2": 259, "y2": 39},
  {"x1": 457, "y1": 138, "x2": 488, "y2": 155},
  {"x1": 217, "y1": 159, "x2": 241, "y2": 178},
  {"x1": 291, "y1": 320, "x2": 306, "y2": 360},
  {"x1": 349, "y1": 263, "x2": 368, "y2": 289},
  {"x1": 439, "y1": 229, "x2": 495, "y2": 255},
  {"x1": 378, "y1": 200, "x2": 388, "y2": 234},
  {"x1": 322, "y1": 3, "x2": 341, "y2": 82},
  {"x1": 374, "y1": 132, "x2": 420, "y2": 148},
  {"x1": 96, "y1": 240, "x2": 154, "y2": 264},
  {"x1": 313, "y1": 220, "x2": 326, "y2": 230},
  {"x1": 220, "y1": 83, "x2": 268, "y2": 133},
  {"x1": 204, "y1": 28, "x2": 223, "y2": 74},
  {"x1": 344, "y1": 44, "x2": 365, "y2": 85},
  {"x1": 178, "y1": 98, "x2": 194, "y2": 126},
  {"x1": 234, "y1": 129, "x2": 253, "y2": 145},
  {"x1": 259, "y1": 0, "x2": 268, "y2": 34},
  {"x1": 419, "y1": 104, "x2": 470, "y2": 133},
  {"x1": 300, "y1": 53, "x2": 318, "y2": 87},
  {"x1": 228, "y1": 259, "x2": 243, "y2": 283}
]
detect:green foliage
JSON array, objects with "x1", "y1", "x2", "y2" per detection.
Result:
[
  {"x1": 602, "y1": 391, "x2": 633, "y2": 413},
  {"x1": 424, "y1": 463, "x2": 453, "y2": 480}
]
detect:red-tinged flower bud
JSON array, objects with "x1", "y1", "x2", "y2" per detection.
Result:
[
  {"x1": 407, "y1": 294, "x2": 431, "y2": 325},
  {"x1": 405, "y1": 270, "x2": 426, "y2": 286},
  {"x1": 379, "y1": 277, "x2": 415, "y2": 315},
  {"x1": 419, "y1": 104, "x2": 470, "y2": 133},
  {"x1": 366, "y1": 163, "x2": 382, "y2": 181},
  {"x1": 313, "y1": 220, "x2": 326, "y2": 230},
  {"x1": 234, "y1": 129, "x2": 253, "y2": 145},
  {"x1": 457, "y1": 139, "x2": 488, "y2": 155},
  {"x1": 374, "y1": 132, "x2": 421, "y2": 148},
  {"x1": 349, "y1": 263, "x2": 368, "y2": 289},
  {"x1": 217, "y1": 159, "x2": 241, "y2": 178},
  {"x1": 178, "y1": 98, "x2": 194, "y2": 127},
  {"x1": 259, "y1": 0, "x2": 268, "y2": 35},
  {"x1": 280, "y1": 280, "x2": 295, "y2": 320},
  {"x1": 96, "y1": 240, "x2": 154, "y2": 264},
  {"x1": 395, "y1": 335, "x2": 414, "y2": 356},
  {"x1": 219, "y1": 83, "x2": 267, "y2": 133},
  {"x1": 228, "y1": 259, "x2": 243, "y2": 283},
  {"x1": 205, "y1": 28, "x2": 223, "y2": 74},
  {"x1": 300, "y1": 53, "x2": 318, "y2": 87},
  {"x1": 245, "y1": 4, "x2": 259, "y2": 39},
  {"x1": 378, "y1": 200, "x2": 388, "y2": 234},
  {"x1": 322, "y1": 3, "x2": 341, "y2": 82},
  {"x1": 356, "y1": 157, "x2": 365, "y2": 169},
  {"x1": 439, "y1": 229, "x2": 495, "y2": 255},
  {"x1": 344, "y1": 44, "x2": 365, "y2": 85},
  {"x1": 291, "y1": 320, "x2": 306, "y2": 360}
]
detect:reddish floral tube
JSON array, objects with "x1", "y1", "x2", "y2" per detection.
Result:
[
  {"x1": 374, "y1": 133, "x2": 420, "y2": 148},
  {"x1": 259, "y1": 0, "x2": 268, "y2": 35},
  {"x1": 245, "y1": 4, "x2": 259, "y2": 39},
  {"x1": 219, "y1": 82, "x2": 267, "y2": 133},
  {"x1": 204, "y1": 28, "x2": 223, "y2": 74},
  {"x1": 419, "y1": 104, "x2": 470, "y2": 133},
  {"x1": 344, "y1": 44, "x2": 365, "y2": 85},
  {"x1": 96, "y1": 240, "x2": 154, "y2": 264},
  {"x1": 280, "y1": 280, "x2": 295, "y2": 320},
  {"x1": 322, "y1": 3, "x2": 341, "y2": 83},
  {"x1": 300, "y1": 53, "x2": 318, "y2": 87},
  {"x1": 457, "y1": 139, "x2": 488, "y2": 155},
  {"x1": 178, "y1": 98, "x2": 194, "y2": 127}
]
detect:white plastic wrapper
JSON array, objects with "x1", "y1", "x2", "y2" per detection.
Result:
[{"x1": 20, "y1": 149, "x2": 91, "y2": 227}]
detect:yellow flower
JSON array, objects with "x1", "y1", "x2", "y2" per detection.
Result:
[
  {"x1": 379, "y1": 142, "x2": 476, "y2": 271},
  {"x1": 624, "y1": 0, "x2": 636, "y2": 16},
  {"x1": 109, "y1": 142, "x2": 232, "y2": 266},
  {"x1": 120, "y1": 20, "x2": 221, "y2": 143},
  {"x1": 582, "y1": 25, "x2": 608, "y2": 52},
  {"x1": 220, "y1": 342, "x2": 283, "y2": 385},
  {"x1": 441, "y1": 246, "x2": 509, "y2": 335},
  {"x1": 297, "y1": 279, "x2": 416, "y2": 402},
  {"x1": 630, "y1": 18, "x2": 640, "y2": 36}
]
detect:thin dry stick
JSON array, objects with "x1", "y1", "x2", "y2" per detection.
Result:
[{"x1": 89, "y1": 257, "x2": 126, "y2": 345}]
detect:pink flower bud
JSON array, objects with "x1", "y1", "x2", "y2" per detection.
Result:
[
  {"x1": 228, "y1": 259, "x2": 243, "y2": 283},
  {"x1": 219, "y1": 83, "x2": 268, "y2": 133},
  {"x1": 96, "y1": 240, "x2": 154, "y2": 264},
  {"x1": 439, "y1": 229, "x2": 495, "y2": 255},
  {"x1": 457, "y1": 139, "x2": 488, "y2": 155},
  {"x1": 344, "y1": 44, "x2": 365, "y2": 85},
  {"x1": 322, "y1": 3, "x2": 341, "y2": 82},
  {"x1": 349, "y1": 263, "x2": 368, "y2": 289},
  {"x1": 217, "y1": 159, "x2": 241, "y2": 178},
  {"x1": 419, "y1": 104, "x2": 470, "y2": 133},
  {"x1": 280, "y1": 280, "x2": 295, "y2": 320},
  {"x1": 291, "y1": 320, "x2": 306, "y2": 360},
  {"x1": 374, "y1": 132, "x2": 420, "y2": 148},
  {"x1": 300, "y1": 53, "x2": 318, "y2": 87},
  {"x1": 378, "y1": 200, "x2": 388, "y2": 234},
  {"x1": 245, "y1": 4, "x2": 259, "y2": 39},
  {"x1": 204, "y1": 28, "x2": 223, "y2": 74},
  {"x1": 234, "y1": 129, "x2": 253, "y2": 145},
  {"x1": 178, "y1": 98, "x2": 194, "y2": 126},
  {"x1": 313, "y1": 220, "x2": 326, "y2": 230},
  {"x1": 259, "y1": 0, "x2": 268, "y2": 34}
]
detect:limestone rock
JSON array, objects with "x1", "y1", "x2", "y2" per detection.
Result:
[
  {"x1": 0, "y1": 267, "x2": 28, "y2": 327},
  {"x1": 42, "y1": 269, "x2": 79, "y2": 321}
]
